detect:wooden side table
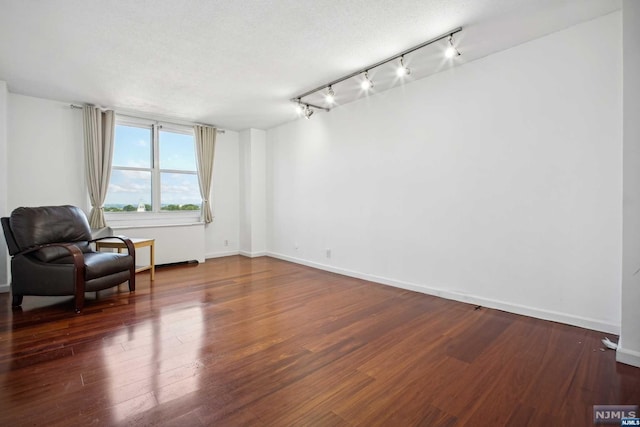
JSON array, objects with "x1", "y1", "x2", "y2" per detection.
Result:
[{"x1": 95, "y1": 237, "x2": 155, "y2": 281}]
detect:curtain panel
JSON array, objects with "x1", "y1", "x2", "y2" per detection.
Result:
[
  {"x1": 194, "y1": 125, "x2": 217, "y2": 224},
  {"x1": 82, "y1": 106, "x2": 115, "y2": 228}
]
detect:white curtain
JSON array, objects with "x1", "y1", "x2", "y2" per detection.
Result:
[
  {"x1": 194, "y1": 125, "x2": 217, "y2": 224},
  {"x1": 83, "y1": 106, "x2": 115, "y2": 228}
]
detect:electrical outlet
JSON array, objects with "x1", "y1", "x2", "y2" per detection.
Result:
[
  {"x1": 224, "y1": 239, "x2": 229, "y2": 246},
  {"x1": 326, "y1": 248, "x2": 331, "y2": 258}
]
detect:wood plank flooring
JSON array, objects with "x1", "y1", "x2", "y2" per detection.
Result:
[{"x1": 0, "y1": 255, "x2": 638, "y2": 426}]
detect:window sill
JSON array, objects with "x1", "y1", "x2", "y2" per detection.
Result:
[{"x1": 105, "y1": 211, "x2": 203, "y2": 229}]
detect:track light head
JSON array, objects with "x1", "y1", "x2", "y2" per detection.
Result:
[
  {"x1": 396, "y1": 56, "x2": 411, "y2": 77},
  {"x1": 361, "y1": 71, "x2": 374, "y2": 90},
  {"x1": 445, "y1": 34, "x2": 461, "y2": 58},
  {"x1": 303, "y1": 104, "x2": 314, "y2": 119},
  {"x1": 325, "y1": 86, "x2": 335, "y2": 105},
  {"x1": 292, "y1": 99, "x2": 328, "y2": 119}
]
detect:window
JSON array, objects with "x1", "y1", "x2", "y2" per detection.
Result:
[{"x1": 104, "y1": 117, "x2": 201, "y2": 214}]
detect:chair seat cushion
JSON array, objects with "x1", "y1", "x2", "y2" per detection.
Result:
[{"x1": 52, "y1": 251, "x2": 134, "y2": 280}]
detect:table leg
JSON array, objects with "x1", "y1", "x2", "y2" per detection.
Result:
[{"x1": 150, "y1": 241, "x2": 155, "y2": 281}]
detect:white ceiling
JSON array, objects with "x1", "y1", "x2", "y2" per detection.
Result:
[{"x1": 0, "y1": 0, "x2": 620, "y2": 131}]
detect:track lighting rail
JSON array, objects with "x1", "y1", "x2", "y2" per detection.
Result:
[
  {"x1": 296, "y1": 101, "x2": 330, "y2": 112},
  {"x1": 290, "y1": 26, "x2": 462, "y2": 103}
]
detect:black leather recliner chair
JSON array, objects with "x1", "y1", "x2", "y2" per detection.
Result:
[{"x1": 1, "y1": 205, "x2": 136, "y2": 313}]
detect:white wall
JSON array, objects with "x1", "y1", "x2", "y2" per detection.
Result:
[
  {"x1": 266, "y1": 12, "x2": 623, "y2": 333},
  {"x1": 0, "y1": 81, "x2": 8, "y2": 290},
  {"x1": 7, "y1": 94, "x2": 86, "y2": 210},
  {"x1": 619, "y1": 0, "x2": 640, "y2": 367},
  {"x1": 249, "y1": 130, "x2": 267, "y2": 254},
  {"x1": 204, "y1": 130, "x2": 241, "y2": 258},
  {"x1": 239, "y1": 128, "x2": 267, "y2": 256},
  {"x1": 239, "y1": 130, "x2": 252, "y2": 252}
]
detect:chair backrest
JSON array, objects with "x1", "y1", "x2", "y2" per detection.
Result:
[
  {"x1": 1, "y1": 217, "x2": 20, "y2": 256},
  {"x1": 7, "y1": 205, "x2": 93, "y2": 261}
]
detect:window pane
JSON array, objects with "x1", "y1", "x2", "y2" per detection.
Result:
[
  {"x1": 113, "y1": 125, "x2": 151, "y2": 168},
  {"x1": 160, "y1": 172, "x2": 201, "y2": 211},
  {"x1": 105, "y1": 169, "x2": 152, "y2": 212},
  {"x1": 159, "y1": 130, "x2": 196, "y2": 171}
]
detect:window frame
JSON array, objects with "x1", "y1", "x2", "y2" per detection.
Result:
[{"x1": 104, "y1": 115, "x2": 202, "y2": 226}]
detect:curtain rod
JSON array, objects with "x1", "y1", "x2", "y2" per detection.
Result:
[{"x1": 70, "y1": 104, "x2": 226, "y2": 134}]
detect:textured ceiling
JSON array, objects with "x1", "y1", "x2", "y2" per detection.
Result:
[{"x1": 0, "y1": 0, "x2": 620, "y2": 131}]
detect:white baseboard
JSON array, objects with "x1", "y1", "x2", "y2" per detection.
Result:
[
  {"x1": 205, "y1": 250, "x2": 240, "y2": 259},
  {"x1": 239, "y1": 250, "x2": 268, "y2": 258},
  {"x1": 267, "y1": 251, "x2": 620, "y2": 335},
  {"x1": 616, "y1": 345, "x2": 640, "y2": 368},
  {"x1": 0, "y1": 283, "x2": 9, "y2": 294},
  {"x1": 204, "y1": 250, "x2": 268, "y2": 259}
]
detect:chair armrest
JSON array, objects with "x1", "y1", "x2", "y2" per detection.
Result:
[
  {"x1": 91, "y1": 236, "x2": 136, "y2": 294},
  {"x1": 16, "y1": 242, "x2": 84, "y2": 260},
  {"x1": 14, "y1": 243, "x2": 86, "y2": 308}
]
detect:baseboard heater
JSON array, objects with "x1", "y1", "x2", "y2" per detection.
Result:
[
  {"x1": 109, "y1": 222, "x2": 206, "y2": 265},
  {"x1": 156, "y1": 260, "x2": 200, "y2": 269}
]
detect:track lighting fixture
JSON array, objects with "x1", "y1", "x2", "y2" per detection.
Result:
[
  {"x1": 396, "y1": 56, "x2": 411, "y2": 77},
  {"x1": 291, "y1": 27, "x2": 462, "y2": 119},
  {"x1": 445, "y1": 34, "x2": 461, "y2": 58},
  {"x1": 303, "y1": 104, "x2": 314, "y2": 119},
  {"x1": 325, "y1": 86, "x2": 335, "y2": 105},
  {"x1": 293, "y1": 99, "x2": 329, "y2": 118},
  {"x1": 361, "y1": 71, "x2": 374, "y2": 90}
]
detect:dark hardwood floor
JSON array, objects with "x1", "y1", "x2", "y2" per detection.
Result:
[{"x1": 0, "y1": 256, "x2": 638, "y2": 426}]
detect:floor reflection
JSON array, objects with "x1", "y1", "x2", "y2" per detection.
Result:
[{"x1": 103, "y1": 294, "x2": 205, "y2": 423}]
